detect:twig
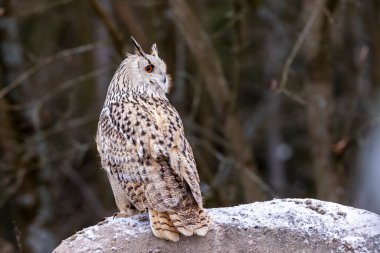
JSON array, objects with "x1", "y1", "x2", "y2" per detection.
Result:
[
  {"x1": 89, "y1": 0, "x2": 124, "y2": 57},
  {"x1": 113, "y1": 1, "x2": 148, "y2": 49},
  {"x1": 279, "y1": 0, "x2": 326, "y2": 90},
  {"x1": 29, "y1": 114, "x2": 98, "y2": 144},
  {"x1": 278, "y1": 0, "x2": 327, "y2": 104},
  {"x1": 356, "y1": 115, "x2": 380, "y2": 139},
  {"x1": 16, "y1": 0, "x2": 81, "y2": 17},
  {"x1": 192, "y1": 137, "x2": 276, "y2": 198},
  {"x1": 36, "y1": 70, "x2": 111, "y2": 105},
  {"x1": 185, "y1": 120, "x2": 230, "y2": 148},
  {"x1": 41, "y1": 142, "x2": 90, "y2": 167},
  {"x1": 0, "y1": 41, "x2": 108, "y2": 99},
  {"x1": 211, "y1": 6, "x2": 248, "y2": 39},
  {"x1": 36, "y1": 67, "x2": 110, "y2": 105},
  {"x1": 11, "y1": 68, "x2": 111, "y2": 111},
  {"x1": 229, "y1": 0, "x2": 249, "y2": 113},
  {"x1": 323, "y1": 5, "x2": 335, "y2": 25},
  {"x1": 124, "y1": 0, "x2": 166, "y2": 7},
  {"x1": 282, "y1": 89, "x2": 306, "y2": 106},
  {"x1": 60, "y1": 163, "x2": 107, "y2": 217},
  {"x1": 0, "y1": 168, "x2": 27, "y2": 209},
  {"x1": 13, "y1": 221, "x2": 22, "y2": 252}
]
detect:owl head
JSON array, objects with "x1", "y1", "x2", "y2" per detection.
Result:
[{"x1": 107, "y1": 37, "x2": 171, "y2": 99}]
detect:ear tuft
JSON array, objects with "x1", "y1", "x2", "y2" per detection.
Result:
[
  {"x1": 151, "y1": 43, "x2": 158, "y2": 57},
  {"x1": 131, "y1": 36, "x2": 145, "y2": 56}
]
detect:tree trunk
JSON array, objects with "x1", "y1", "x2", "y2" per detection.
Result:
[
  {"x1": 168, "y1": 0, "x2": 266, "y2": 201},
  {"x1": 303, "y1": 0, "x2": 341, "y2": 202}
]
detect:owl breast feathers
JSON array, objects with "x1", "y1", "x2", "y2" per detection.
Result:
[{"x1": 96, "y1": 37, "x2": 210, "y2": 242}]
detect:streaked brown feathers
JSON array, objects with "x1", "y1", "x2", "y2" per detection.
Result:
[{"x1": 96, "y1": 40, "x2": 210, "y2": 241}]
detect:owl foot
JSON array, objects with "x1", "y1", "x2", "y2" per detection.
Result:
[
  {"x1": 112, "y1": 212, "x2": 132, "y2": 219},
  {"x1": 148, "y1": 209, "x2": 180, "y2": 242}
]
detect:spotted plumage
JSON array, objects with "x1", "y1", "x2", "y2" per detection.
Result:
[{"x1": 96, "y1": 37, "x2": 210, "y2": 241}]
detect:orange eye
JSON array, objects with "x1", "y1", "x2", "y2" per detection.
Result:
[{"x1": 144, "y1": 64, "x2": 154, "y2": 73}]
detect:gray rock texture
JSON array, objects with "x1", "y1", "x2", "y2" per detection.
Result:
[{"x1": 53, "y1": 199, "x2": 380, "y2": 253}]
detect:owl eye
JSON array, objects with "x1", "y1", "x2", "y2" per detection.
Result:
[{"x1": 144, "y1": 64, "x2": 154, "y2": 73}]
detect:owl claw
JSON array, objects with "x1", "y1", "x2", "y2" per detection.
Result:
[{"x1": 113, "y1": 212, "x2": 131, "y2": 219}]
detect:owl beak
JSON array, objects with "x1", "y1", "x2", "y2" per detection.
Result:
[{"x1": 160, "y1": 75, "x2": 167, "y2": 84}]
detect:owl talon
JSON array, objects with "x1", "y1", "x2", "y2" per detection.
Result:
[{"x1": 113, "y1": 212, "x2": 131, "y2": 219}]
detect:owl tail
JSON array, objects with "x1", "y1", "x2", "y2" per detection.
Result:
[
  {"x1": 169, "y1": 204, "x2": 211, "y2": 237},
  {"x1": 148, "y1": 209, "x2": 179, "y2": 242}
]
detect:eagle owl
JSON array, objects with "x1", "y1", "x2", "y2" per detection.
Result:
[{"x1": 96, "y1": 37, "x2": 210, "y2": 241}]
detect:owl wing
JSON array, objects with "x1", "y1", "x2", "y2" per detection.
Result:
[{"x1": 97, "y1": 100, "x2": 203, "y2": 212}]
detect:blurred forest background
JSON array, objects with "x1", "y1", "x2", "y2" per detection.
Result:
[{"x1": 1, "y1": 0, "x2": 380, "y2": 252}]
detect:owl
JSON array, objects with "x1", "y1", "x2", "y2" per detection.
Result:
[{"x1": 96, "y1": 37, "x2": 210, "y2": 242}]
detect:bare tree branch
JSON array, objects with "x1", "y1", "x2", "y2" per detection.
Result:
[
  {"x1": 0, "y1": 41, "x2": 108, "y2": 99},
  {"x1": 5, "y1": 67, "x2": 112, "y2": 111},
  {"x1": 16, "y1": 0, "x2": 81, "y2": 18},
  {"x1": 89, "y1": 0, "x2": 124, "y2": 57},
  {"x1": 278, "y1": 0, "x2": 327, "y2": 105},
  {"x1": 169, "y1": 0, "x2": 229, "y2": 114},
  {"x1": 28, "y1": 114, "x2": 98, "y2": 144},
  {"x1": 169, "y1": 0, "x2": 267, "y2": 201},
  {"x1": 60, "y1": 163, "x2": 107, "y2": 217},
  {"x1": 191, "y1": 137, "x2": 276, "y2": 198},
  {"x1": 113, "y1": 1, "x2": 148, "y2": 49}
]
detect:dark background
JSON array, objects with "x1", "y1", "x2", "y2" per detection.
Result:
[{"x1": 0, "y1": 0, "x2": 379, "y2": 252}]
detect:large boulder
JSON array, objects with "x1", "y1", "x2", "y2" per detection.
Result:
[{"x1": 53, "y1": 198, "x2": 380, "y2": 253}]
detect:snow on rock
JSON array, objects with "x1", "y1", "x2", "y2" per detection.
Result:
[{"x1": 53, "y1": 198, "x2": 380, "y2": 253}]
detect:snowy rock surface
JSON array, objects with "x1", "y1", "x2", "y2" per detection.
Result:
[{"x1": 53, "y1": 199, "x2": 380, "y2": 253}]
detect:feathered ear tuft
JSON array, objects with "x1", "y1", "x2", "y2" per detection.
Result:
[
  {"x1": 151, "y1": 43, "x2": 158, "y2": 57},
  {"x1": 131, "y1": 36, "x2": 145, "y2": 56}
]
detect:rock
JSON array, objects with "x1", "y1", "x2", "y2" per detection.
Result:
[{"x1": 53, "y1": 199, "x2": 380, "y2": 253}]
